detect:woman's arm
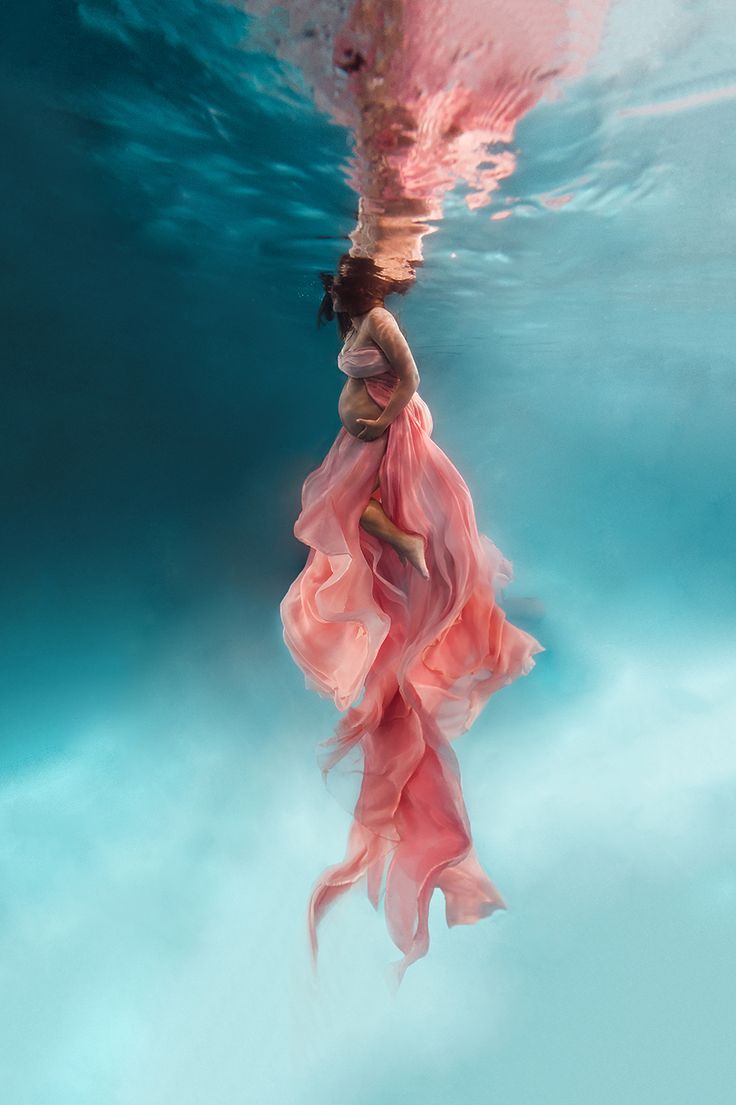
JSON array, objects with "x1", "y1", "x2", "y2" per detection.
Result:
[{"x1": 366, "y1": 307, "x2": 420, "y2": 427}]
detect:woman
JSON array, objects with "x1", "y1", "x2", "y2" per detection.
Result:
[
  {"x1": 333, "y1": 257, "x2": 429, "y2": 579},
  {"x1": 280, "y1": 254, "x2": 545, "y2": 990}
]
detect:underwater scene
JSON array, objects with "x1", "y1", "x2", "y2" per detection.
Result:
[{"x1": 2, "y1": 1, "x2": 735, "y2": 1102}]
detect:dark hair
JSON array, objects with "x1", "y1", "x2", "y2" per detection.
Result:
[
  {"x1": 317, "y1": 270, "x2": 347, "y2": 337},
  {"x1": 317, "y1": 253, "x2": 416, "y2": 340}
]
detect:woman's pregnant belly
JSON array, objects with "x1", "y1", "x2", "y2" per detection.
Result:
[{"x1": 338, "y1": 378, "x2": 387, "y2": 438}]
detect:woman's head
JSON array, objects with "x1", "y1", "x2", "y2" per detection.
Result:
[{"x1": 317, "y1": 253, "x2": 415, "y2": 338}]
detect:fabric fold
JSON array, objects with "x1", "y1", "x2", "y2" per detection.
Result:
[{"x1": 280, "y1": 373, "x2": 544, "y2": 987}]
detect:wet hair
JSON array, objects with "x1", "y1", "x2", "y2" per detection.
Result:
[
  {"x1": 317, "y1": 271, "x2": 348, "y2": 338},
  {"x1": 317, "y1": 253, "x2": 415, "y2": 340}
]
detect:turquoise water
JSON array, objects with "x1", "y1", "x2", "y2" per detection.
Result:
[{"x1": 2, "y1": 2, "x2": 735, "y2": 1103}]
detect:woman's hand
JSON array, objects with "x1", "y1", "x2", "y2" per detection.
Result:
[{"x1": 355, "y1": 416, "x2": 389, "y2": 441}]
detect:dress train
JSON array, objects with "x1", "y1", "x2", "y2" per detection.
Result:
[{"x1": 280, "y1": 372, "x2": 544, "y2": 987}]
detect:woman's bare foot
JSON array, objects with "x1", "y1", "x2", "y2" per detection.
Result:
[
  {"x1": 397, "y1": 532, "x2": 429, "y2": 579},
  {"x1": 359, "y1": 501, "x2": 429, "y2": 579}
]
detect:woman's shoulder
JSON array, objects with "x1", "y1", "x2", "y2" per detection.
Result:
[
  {"x1": 365, "y1": 305, "x2": 400, "y2": 335},
  {"x1": 368, "y1": 305, "x2": 396, "y2": 322}
]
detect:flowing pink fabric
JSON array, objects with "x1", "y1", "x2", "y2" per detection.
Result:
[{"x1": 280, "y1": 360, "x2": 544, "y2": 988}]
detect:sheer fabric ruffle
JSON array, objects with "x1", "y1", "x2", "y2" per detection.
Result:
[{"x1": 280, "y1": 374, "x2": 544, "y2": 988}]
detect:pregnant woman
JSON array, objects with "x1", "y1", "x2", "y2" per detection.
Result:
[{"x1": 280, "y1": 253, "x2": 545, "y2": 989}]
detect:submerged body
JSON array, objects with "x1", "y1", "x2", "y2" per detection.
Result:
[
  {"x1": 337, "y1": 341, "x2": 398, "y2": 437},
  {"x1": 280, "y1": 328, "x2": 545, "y2": 988}
]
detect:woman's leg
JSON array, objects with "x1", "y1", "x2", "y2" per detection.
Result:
[{"x1": 360, "y1": 473, "x2": 429, "y2": 578}]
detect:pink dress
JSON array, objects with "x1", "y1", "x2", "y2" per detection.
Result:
[{"x1": 280, "y1": 341, "x2": 545, "y2": 988}]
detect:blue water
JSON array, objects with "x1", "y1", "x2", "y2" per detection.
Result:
[{"x1": 2, "y1": 2, "x2": 735, "y2": 1103}]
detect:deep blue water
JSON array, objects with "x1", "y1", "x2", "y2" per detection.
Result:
[{"x1": 2, "y1": 3, "x2": 735, "y2": 1103}]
